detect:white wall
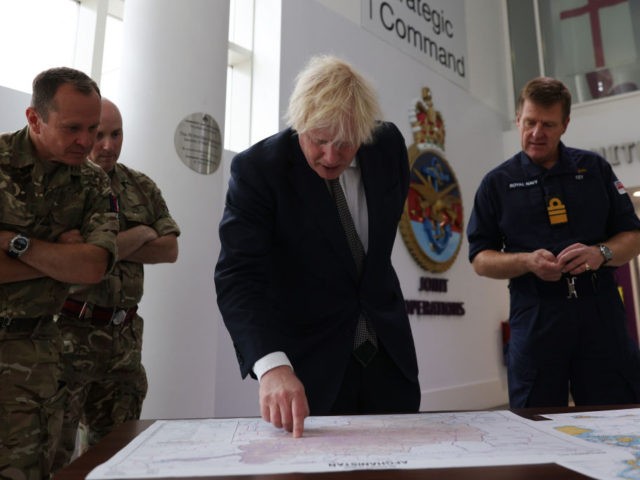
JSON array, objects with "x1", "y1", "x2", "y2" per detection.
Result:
[{"x1": 0, "y1": 86, "x2": 29, "y2": 133}]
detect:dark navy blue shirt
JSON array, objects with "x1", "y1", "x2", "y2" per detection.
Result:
[{"x1": 468, "y1": 142, "x2": 640, "y2": 261}]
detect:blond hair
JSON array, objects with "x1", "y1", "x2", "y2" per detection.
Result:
[{"x1": 285, "y1": 55, "x2": 382, "y2": 146}]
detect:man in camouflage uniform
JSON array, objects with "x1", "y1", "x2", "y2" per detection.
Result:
[
  {"x1": 0, "y1": 68, "x2": 118, "y2": 480},
  {"x1": 53, "y1": 98, "x2": 180, "y2": 470}
]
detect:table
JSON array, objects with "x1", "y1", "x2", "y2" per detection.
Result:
[{"x1": 55, "y1": 405, "x2": 638, "y2": 480}]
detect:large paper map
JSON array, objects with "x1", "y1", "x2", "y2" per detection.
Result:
[
  {"x1": 538, "y1": 408, "x2": 640, "y2": 480},
  {"x1": 87, "y1": 410, "x2": 608, "y2": 479}
]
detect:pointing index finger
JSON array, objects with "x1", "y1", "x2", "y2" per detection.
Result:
[{"x1": 291, "y1": 397, "x2": 309, "y2": 438}]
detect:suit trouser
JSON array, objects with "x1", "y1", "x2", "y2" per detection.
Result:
[{"x1": 330, "y1": 343, "x2": 421, "y2": 415}]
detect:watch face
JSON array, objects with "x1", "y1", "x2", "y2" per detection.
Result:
[
  {"x1": 600, "y1": 244, "x2": 613, "y2": 261},
  {"x1": 8, "y1": 235, "x2": 30, "y2": 258},
  {"x1": 13, "y1": 236, "x2": 28, "y2": 251}
]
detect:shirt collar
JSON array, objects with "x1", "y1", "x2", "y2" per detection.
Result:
[{"x1": 519, "y1": 142, "x2": 575, "y2": 177}]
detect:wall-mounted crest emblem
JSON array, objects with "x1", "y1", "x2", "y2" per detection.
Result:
[{"x1": 399, "y1": 87, "x2": 463, "y2": 272}]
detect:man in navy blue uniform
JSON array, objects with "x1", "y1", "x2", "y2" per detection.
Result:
[{"x1": 468, "y1": 76, "x2": 640, "y2": 408}]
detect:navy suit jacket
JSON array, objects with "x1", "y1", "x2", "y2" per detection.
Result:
[{"x1": 214, "y1": 122, "x2": 419, "y2": 414}]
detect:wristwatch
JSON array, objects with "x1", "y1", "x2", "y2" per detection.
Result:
[
  {"x1": 7, "y1": 234, "x2": 30, "y2": 258},
  {"x1": 598, "y1": 244, "x2": 613, "y2": 264}
]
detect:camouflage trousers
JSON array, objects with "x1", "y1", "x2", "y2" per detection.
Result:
[
  {"x1": 52, "y1": 313, "x2": 148, "y2": 471},
  {"x1": 0, "y1": 317, "x2": 65, "y2": 480}
]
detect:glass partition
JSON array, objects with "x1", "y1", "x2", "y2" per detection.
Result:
[{"x1": 508, "y1": 0, "x2": 640, "y2": 104}]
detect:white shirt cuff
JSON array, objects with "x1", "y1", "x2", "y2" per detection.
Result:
[{"x1": 253, "y1": 351, "x2": 292, "y2": 382}]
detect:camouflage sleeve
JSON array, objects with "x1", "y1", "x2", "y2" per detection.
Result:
[
  {"x1": 80, "y1": 162, "x2": 119, "y2": 271},
  {"x1": 135, "y1": 171, "x2": 181, "y2": 238}
]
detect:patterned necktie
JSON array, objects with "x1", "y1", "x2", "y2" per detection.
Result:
[{"x1": 328, "y1": 178, "x2": 378, "y2": 366}]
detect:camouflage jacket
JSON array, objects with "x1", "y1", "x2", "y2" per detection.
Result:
[
  {"x1": 0, "y1": 127, "x2": 119, "y2": 318},
  {"x1": 70, "y1": 162, "x2": 180, "y2": 308}
]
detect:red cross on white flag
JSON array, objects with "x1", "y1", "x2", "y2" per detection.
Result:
[
  {"x1": 560, "y1": 0, "x2": 628, "y2": 68},
  {"x1": 551, "y1": 0, "x2": 637, "y2": 97}
]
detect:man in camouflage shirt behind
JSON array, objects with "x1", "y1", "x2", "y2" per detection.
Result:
[
  {"x1": 53, "y1": 98, "x2": 180, "y2": 470},
  {"x1": 0, "y1": 68, "x2": 118, "y2": 479}
]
